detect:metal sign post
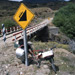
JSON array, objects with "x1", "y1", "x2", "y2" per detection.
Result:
[
  {"x1": 23, "y1": 29, "x2": 28, "y2": 66},
  {"x1": 13, "y1": 3, "x2": 34, "y2": 66}
]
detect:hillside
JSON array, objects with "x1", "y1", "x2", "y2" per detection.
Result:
[
  {"x1": 0, "y1": 42, "x2": 75, "y2": 75},
  {"x1": 0, "y1": 1, "x2": 54, "y2": 29},
  {"x1": 0, "y1": 1, "x2": 74, "y2": 28}
]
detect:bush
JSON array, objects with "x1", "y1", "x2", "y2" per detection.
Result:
[
  {"x1": 0, "y1": 19, "x2": 16, "y2": 29},
  {"x1": 3, "y1": 19, "x2": 16, "y2": 28},
  {"x1": 3, "y1": 19, "x2": 16, "y2": 32},
  {"x1": 0, "y1": 19, "x2": 16, "y2": 32},
  {"x1": 53, "y1": 3, "x2": 75, "y2": 39}
]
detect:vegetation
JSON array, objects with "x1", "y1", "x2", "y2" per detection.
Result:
[
  {"x1": 0, "y1": 19, "x2": 16, "y2": 29},
  {"x1": 33, "y1": 41, "x2": 69, "y2": 50},
  {"x1": 53, "y1": 3, "x2": 75, "y2": 39}
]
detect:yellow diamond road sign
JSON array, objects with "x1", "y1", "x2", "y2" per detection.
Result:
[{"x1": 13, "y1": 3, "x2": 34, "y2": 30}]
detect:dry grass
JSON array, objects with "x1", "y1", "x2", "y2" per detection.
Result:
[{"x1": 33, "y1": 41, "x2": 69, "y2": 50}]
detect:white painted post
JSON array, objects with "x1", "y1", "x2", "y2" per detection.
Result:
[
  {"x1": 6, "y1": 28, "x2": 8, "y2": 34},
  {"x1": 18, "y1": 26, "x2": 19, "y2": 30},
  {"x1": 17, "y1": 26, "x2": 18, "y2": 31},
  {"x1": 2, "y1": 24, "x2": 6, "y2": 44},
  {"x1": 13, "y1": 27, "x2": 15, "y2": 32},
  {"x1": 10, "y1": 27, "x2": 12, "y2": 33}
]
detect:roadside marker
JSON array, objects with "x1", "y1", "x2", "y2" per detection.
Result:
[{"x1": 2, "y1": 24, "x2": 6, "y2": 44}]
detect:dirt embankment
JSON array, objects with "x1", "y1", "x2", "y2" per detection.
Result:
[{"x1": 0, "y1": 42, "x2": 75, "y2": 75}]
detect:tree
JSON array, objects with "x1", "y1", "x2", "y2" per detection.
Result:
[{"x1": 53, "y1": 3, "x2": 75, "y2": 39}]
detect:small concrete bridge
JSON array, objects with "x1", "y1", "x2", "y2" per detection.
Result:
[
  {"x1": 12, "y1": 18, "x2": 53, "y2": 41},
  {"x1": 0, "y1": 18, "x2": 53, "y2": 47}
]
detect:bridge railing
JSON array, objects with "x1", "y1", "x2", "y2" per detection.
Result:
[{"x1": 0, "y1": 26, "x2": 22, "y2": 37}]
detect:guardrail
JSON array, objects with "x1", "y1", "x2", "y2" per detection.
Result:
[{"x1": 0, "y1": 26, "x2": 22, "y2": 37}]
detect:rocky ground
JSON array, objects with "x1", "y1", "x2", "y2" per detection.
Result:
[{"x1": 0, "y1": 42, "x2": 75, "y2": 75}]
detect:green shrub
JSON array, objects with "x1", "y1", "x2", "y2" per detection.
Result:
[
  {"x1": 0, "y1": 19, "x2": 16, "y2": 29},
  {"x1": 0, "y1": 19, "x2": 16, "y2": 32},
  {"x1": 53, "y1": 3, "x2": 75, "y2": 39},
  {"x1": 3, "y1": 19, "x2": 16, "y2": 28}
]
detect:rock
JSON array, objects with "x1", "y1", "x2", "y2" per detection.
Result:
[
  {"x1": 8, "y1": 64, "x2": 11, "y2": 67},
  {"x1": 5, "y1": 65, "x2": 8, "y2": 69},
  {"x1": 36, "y1": 72, "x2": 45, "y2": 75},
  {"x1": 36, "y1": 65, "x2": 50, "y2": 75},
  {"x1": 2, "y1": 65, "x2": 8, "y2": 69},
  {"x1": 67, "y1": 65, "x2": 69, "y2": 67},
  {"x1": 29, "y1": 65, "x2": 33, "y2": 67},
  {"x1": 61, "y1": 62, "x2": 64, "y2": 64},
  {"x1": 43, "y1": 65, "x2": 48, "y2": 69},
  {"x1": 11, "y1": 62, "x2": 18, "y2": 66},
  {"x1": 20, "y1": 68, "x2": 22, "y2": 70},
  {"x1": 20, "y1": 72, "x2": 23, "y2": 75},
  {"x1": 4, "y1": 54, "x2": 7, "y2": 57}
]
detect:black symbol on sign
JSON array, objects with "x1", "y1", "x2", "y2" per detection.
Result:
[{"x1": 19, "y1": 10, "x2": 27, "y2": 21}]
